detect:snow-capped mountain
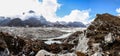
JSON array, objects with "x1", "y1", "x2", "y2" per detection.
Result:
[{"x1": 0, "y1": 10, "x2": 86, "y2": 27}]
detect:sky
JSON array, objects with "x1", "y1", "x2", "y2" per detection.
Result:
[
  {"x1": 57, "y1": 0, "x2": 120, "y2": 19},
  {"x1": 0, "y1": 0, "x2": 120, "y2": 24}
]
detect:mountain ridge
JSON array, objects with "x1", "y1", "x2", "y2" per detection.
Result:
[{"x1": 0, "y1": 15, "x2": 86, "y2": 27}]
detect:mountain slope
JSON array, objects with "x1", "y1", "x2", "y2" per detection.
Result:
[
  {"x1": 7, "y1": 18, "x2": 24, "y2": 27},
  {"x1": 85, "y1": 13, "x2": 120, "y2": 56},
  {"x1": 64, "y1": 13, "x2": 120, "y2": 56}
]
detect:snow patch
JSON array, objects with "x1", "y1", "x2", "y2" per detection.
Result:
[{"x1": 45, "y1": 40, "x2": 62, "y2": 44}]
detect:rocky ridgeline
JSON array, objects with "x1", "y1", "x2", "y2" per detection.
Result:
[
  {"x1": 86, "y1": 13, "x2": 120, "y2": 56},
  {"x1": 62, "y1": 13, "x2": 120, "y2": 56}
]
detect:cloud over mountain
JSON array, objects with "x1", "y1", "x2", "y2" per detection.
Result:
[
  {"x1": 60, "y1": 9, "x2": 90, "y2": 24},
  {"x1": 0, "y1": 0, "x2": 90, "y2": 23}
]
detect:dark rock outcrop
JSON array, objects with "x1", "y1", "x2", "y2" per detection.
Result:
[
  {"x1": 63, "y1": 31, "x2": 83, "y2": 46},
  {"x1": 46, "y1": 43, "x2": 74, "y2": 54},
  {"x1": 0, "y1": 32, "x2": 47, "y2": 56},
  {"x1": 86, "y1": 13, "x2": 120, "y2": 56}
]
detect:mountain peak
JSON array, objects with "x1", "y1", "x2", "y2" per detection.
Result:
[
  {"x1": 28, "y1": 10, "x2": 35, "y2": 14},
  {"x1": 93, "y1": 13, "x2": 120, "y2": 26}
]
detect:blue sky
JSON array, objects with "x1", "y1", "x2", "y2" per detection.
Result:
[{"x1": 56, "y1": 0, "x2": 120, "y2": 19}]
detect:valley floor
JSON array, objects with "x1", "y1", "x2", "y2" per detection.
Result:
[{"x1": 0, "y1": 27, "x2": 86, "y2": 44}]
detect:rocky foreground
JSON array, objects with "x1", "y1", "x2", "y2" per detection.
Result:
[
  {"x1": 0, "y1": 31, "x2": 78, "y2": 56},
  {"x1": 0, "y1": 13, "x2": 120, "y2": 56}
]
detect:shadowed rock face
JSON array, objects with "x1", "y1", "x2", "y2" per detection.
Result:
[
  {"x1": 49, "y1": 43, "x2": 74, "y2": 54},
  {"x1": 0, "y1": 32, "x2": 25, "y2": 55},
  {"x1": 0, "y1": 39, "x2": 9, "y2": 56},
  {"x1": 0, "y1": 32, "x2": 22, "y2": 55},
  {"x1": 7, "y1": 18, "x2": 24, "y2": 27},
  {"x1": 86, "y1": 13, "x2": 120, "y2": 56},
  {"x1": 0, "y1": 32, "x2": 47, "y2": 56}
]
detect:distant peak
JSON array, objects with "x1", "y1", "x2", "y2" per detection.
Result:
[{"x1": 28, "y1": 10, "x2": 35, "y2": 13}]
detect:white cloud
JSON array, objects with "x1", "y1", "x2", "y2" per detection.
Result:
[
  {"x1": 0, "y1": 0, "x2": 90, "y2": 24},
  {"x1": 0, "y1": 0, "x2": 38, "y2": 16},
  {"x1": 116, "y1": 8, "x2": 120, "y2": 13},
  {"x1": 60, "y1": 9, "x2": 90, "y2": 24},
  {"x1": 37, "y1": 0, "x2": 90, "y2": 24},
  {"x1": 37, "y1": 0, "x2": 61, "y2": 22},
  {"x1": 116, "y1": 8, "x2": 120, "y2": 16}
]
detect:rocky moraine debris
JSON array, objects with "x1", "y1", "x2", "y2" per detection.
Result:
[
  {"x1": 86, "y1": 13, "x2": 120, "y2": 56},
  {"x1": 0, "y1": 31, "x2": 75, "y2": 56},
  {"x1": 0, "y1": 13, "x2": 120, "y2": 56}
]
